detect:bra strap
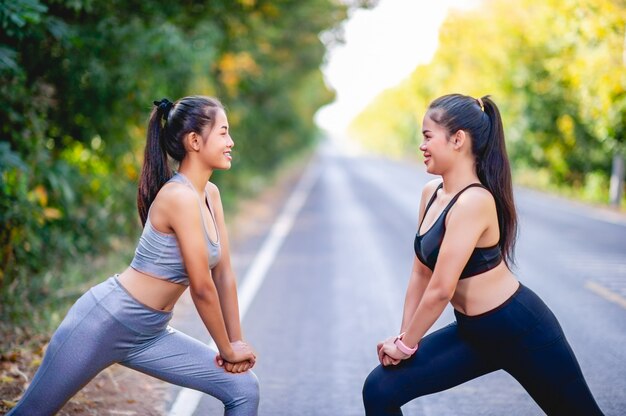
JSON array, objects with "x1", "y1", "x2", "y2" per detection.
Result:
[
  {"x1": 171, "y1": 172, "x2": 212, "y2": 243},
  {"x1": 419, "y1": 182, "x2": 444, "y2": 229},
  {"x1": 444, "y1": 183, "x2": 486, "y2": 213}
]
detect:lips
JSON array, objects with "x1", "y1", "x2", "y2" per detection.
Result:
[{"x1": 224, "y1": 151, "x2": 232, "y2": 160}]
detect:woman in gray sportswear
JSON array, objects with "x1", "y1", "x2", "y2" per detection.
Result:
[{"x1": 8, "y1": 96, "x2": 260, "y2": 416}]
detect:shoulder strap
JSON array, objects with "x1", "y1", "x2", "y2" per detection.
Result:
[
  {"x1": 171, "y1": 173, "x2": 212, "y2": 242},
  {"x1": 424, "y1": 182, "x2": 443, "y2": 213},
  {"x1": 444, "y1": 183, "x2": 486, "y2": 213},
  {"x1": 204, "y1": 189, "x2": 220, "y2": 243},
  {"x1": 419, "y1": 182, "x2": 443, "y2": 229},
  {"x1": 167, "y1": 172, "x2": 186, "y2": 185}
]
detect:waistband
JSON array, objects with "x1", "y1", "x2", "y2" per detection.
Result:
[
  {"x1": 453, "y1": 282, "x2": 553, "y2": 340},
  {"x1": 454, "y1": 282, "x2": 524, "y2": 320},
  {"x1": 88, "y1": 276, "x2": 173, "y2": 335}
]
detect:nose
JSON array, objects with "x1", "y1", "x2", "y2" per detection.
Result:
[
  {"x1": 228, "y1": 135, "x2": 234, "y2": 148},
  {"x1": 419, "y1": 141, "x2": 427, "y2": 151}
]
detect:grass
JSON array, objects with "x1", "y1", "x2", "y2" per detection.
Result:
[
  {"x1": 0, "y1": 144, "x2": 316, "y2": 350},
  {"x1": 0, "y1": 144, "x2": 317, "y2": 414},
  {"x1": 0, "y1": 238, "x2": 135, "y2": 350}
]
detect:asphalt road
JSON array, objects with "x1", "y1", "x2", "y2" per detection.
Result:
[{"x1": 168, "y1": 141, "x2": 626, "y2": 416}]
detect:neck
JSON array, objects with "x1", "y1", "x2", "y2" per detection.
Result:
[
  {"x1": 440, "y1": 159, "x2": 480, "y2": 194},
  {"x1": 177, "y1": 159, "x2": 213, "y2": 193}
]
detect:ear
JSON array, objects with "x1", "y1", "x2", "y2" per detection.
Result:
[
  {"x1": 185, "y1": 132, "x2": 201, "y2": 152},
  {"x1": 452, "y1": 130, "x2": 467, "y2": 150}
]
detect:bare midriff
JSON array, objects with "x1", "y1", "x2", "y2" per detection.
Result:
[
  {"x1": 116, "y1": 267, "x2": 188, "y2": 312},
  {"x1": 451, "y1": 261, "x2": 520, "y2": 316}
]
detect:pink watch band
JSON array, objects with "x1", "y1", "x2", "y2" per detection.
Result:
[{"x1": 394, "y1": 334, "x2": 418, "y2": 356}]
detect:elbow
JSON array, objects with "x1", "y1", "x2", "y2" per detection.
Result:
[
  {"x1": 428, "y1": 284, "x2": 455, "y2": 304},
  {"x1": 212, "y1": 269, "x2": 237, "y2": 289},
  {"x1": 190, "y1": 283, "x2": 220, "y2": 304}
]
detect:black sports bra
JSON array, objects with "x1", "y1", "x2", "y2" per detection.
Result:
[{"x1": 414, "y1": 183, "x2": 502, "y2": 279}]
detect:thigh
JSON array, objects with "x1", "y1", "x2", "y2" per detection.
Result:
[
  {"x1": 9, "y1": 295, "x2": 125, "y2": 416},
  {"x1": 506, "y1": 316, "x2": 604, "y2": 416},
  {"x1": 121, "y1": 327, "x2": 259, "y2": 413},
  {"x1": 363, "y1": 322, "x2": 498, "y2": 414}
]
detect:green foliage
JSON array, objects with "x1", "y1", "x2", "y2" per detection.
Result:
[
  {"x1": 349, "y1": 0, "x2": 625, "y2": 203},
  {"x1": 0, "y1": 0, "x2": 367, "y2": 328}
]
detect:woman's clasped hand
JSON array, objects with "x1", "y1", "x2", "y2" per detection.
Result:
[{"x1": 216, "y1": 340, "x2": 257, "y2": 373}]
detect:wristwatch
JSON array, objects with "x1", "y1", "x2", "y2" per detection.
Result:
[{"x1": 394, "y1": 332, "x2": 418, "y2": 356}]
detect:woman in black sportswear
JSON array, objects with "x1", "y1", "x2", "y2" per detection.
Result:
[{"x1": 362, "y1": 94, "x2": 604, "y2": 416}]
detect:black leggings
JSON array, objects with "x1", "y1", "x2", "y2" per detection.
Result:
[{"x1": 362, "y1": 283, "x2": 604, "y2": 416}]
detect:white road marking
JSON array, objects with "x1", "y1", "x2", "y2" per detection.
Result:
[
  {"x1": 167, "y1": 160, "x2": 319, "y2": 416},
  {"x1": 585, "y1": 280, "x2": 626, "y2": 310}
]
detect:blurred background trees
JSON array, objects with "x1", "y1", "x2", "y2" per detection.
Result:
[
  {"x1": 0, "y1": 0, "x2": 376, "y2": 330},
  {"x1": 2, "y1": 0, "x2": 624, "y2": 332},
  {"x1": 350, "y1": 0, "x2": 625, "y2": 206}
]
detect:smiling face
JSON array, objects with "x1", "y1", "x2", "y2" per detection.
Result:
[
  {"x1": 419, "y1": 110, "x2": 456, "y2": 175},
  {"x1": 200, "y1": 108, "x2": 234, "y2": 170}
]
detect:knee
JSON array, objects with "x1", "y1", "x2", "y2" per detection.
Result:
[
  {"x1": 224, "y1": 370, "x2": 260, "y2": 411},
  {"x1": 243, "y1": 371, "x2": 260, "y2": 404},
  {"x1": 363, "y1": 367, "x2": 395, "y2": 412}
]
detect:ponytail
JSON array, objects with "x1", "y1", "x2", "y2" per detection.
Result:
[
  {"x1": 137, "y1": 100, "x2": 173, "y2": 226},
  {"x1": 137, "y1": 96, "x2": 225, "y2": 226},
  {"x1": 478, "y1": 96, "x2": 517, "y2": 268},
  {"x1": 427, "y1": 94, "x2": 518, "y2": 267}
]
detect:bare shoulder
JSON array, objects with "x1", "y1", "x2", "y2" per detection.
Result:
[
  {"x1": 204, "y1": 181, "x2": 220, "y2": 198},
  {"x1": 454, "y1": 186, "x2": 497, "y2": 217},
  {"x1": 205, "y1": 181, "x2": 225, "y2": 214},
  {"x1": 421, "y1": 178, "x2": 443, "y2": 200},
  {"x1": 205, "y1": 181, "x2": 223, "y2": 207},
  {"x1": 156, "y1": 182, "x2": 198, "y2": 213},
  {"x1": 146, "y1": 182, "x2": 200, "y2": 232}
]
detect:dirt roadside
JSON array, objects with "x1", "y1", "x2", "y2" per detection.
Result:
[{"x1": 0, "y1": 157, "x2": 309, "y2": 415}]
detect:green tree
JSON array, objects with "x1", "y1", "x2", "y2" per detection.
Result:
[
  {"x1": 349, "y1": 0, "x2": 625, "y2": 205},
  {"x1": 1, "y1": 0, "x2": 375, "y2": 330}
]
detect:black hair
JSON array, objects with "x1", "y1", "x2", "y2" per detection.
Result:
[
  {"x1": 137, "y1": 96, "x2": 224, "y2": 226},
  {"x1": 428, "y1": 94, "x2": 517, "y2": 267}
]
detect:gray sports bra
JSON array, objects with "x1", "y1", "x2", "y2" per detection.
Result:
[{"x1": 130, "y1": 173, "x2": 221, "y2": 285}]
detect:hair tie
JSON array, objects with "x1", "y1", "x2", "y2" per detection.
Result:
[
  {"x1": 153, "y1": 98, "x2": 174, "y2": 120},
  {"x1": 476, "y1": 97, "x2": 484, "y2": 112}
]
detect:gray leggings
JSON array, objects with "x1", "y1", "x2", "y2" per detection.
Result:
[{"x1": 7, "y1": 276, "x2": 259, "y2": 416}]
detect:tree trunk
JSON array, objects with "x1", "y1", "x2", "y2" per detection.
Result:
[{"x1": 610, "y1": 151, "x2": 624, "y2": 207}]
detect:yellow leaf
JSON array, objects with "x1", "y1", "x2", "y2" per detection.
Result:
[
  {"x1": 2, "y1": 400, "x2": 17, "y2": 408},
  {"x1": 32, "y1": 185, "x2": 48, "y2": 206},
  {"x1": 43, "y1": 208, "x2": 62, "y2": 220}
]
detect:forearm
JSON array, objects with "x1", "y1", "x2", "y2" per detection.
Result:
[
  {"x1": 402, "y1": 287, "x2": 450, "y2": 348},
  {"x1": 190, "y1": 289, "x2": 233, "y2": 357},
  {"x1": 400, "y1": 273, "x2": 429, "y2": 332},
  {"x1": 213, "y1": 272, "x2": 243, "y2": 341}
]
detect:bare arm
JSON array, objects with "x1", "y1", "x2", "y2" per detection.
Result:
[
  {"x1": 399, "y1": 180, "x2": 439, "y2": 332},
  {"x1": 381, "y1": 187, "x2": 496, "y2": 364},
  {"x1": 378, "y1": 181, "x2": 436, "y2": 365},
  {"x1": 401, "y1": 189, "x2": 494, "y2": 349},
  {"x1": 206, "y1": 183, "x2": 243, "y2": 341},
  {"x1": 168, "y1": 187, "x2": 251, "y2": 364},
  {"x1": 400, "y1": 257, "x2": 432, "y2": 333},
  {"x1": 378, "y1": 258, "x2": 432, "y2": 366}
]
